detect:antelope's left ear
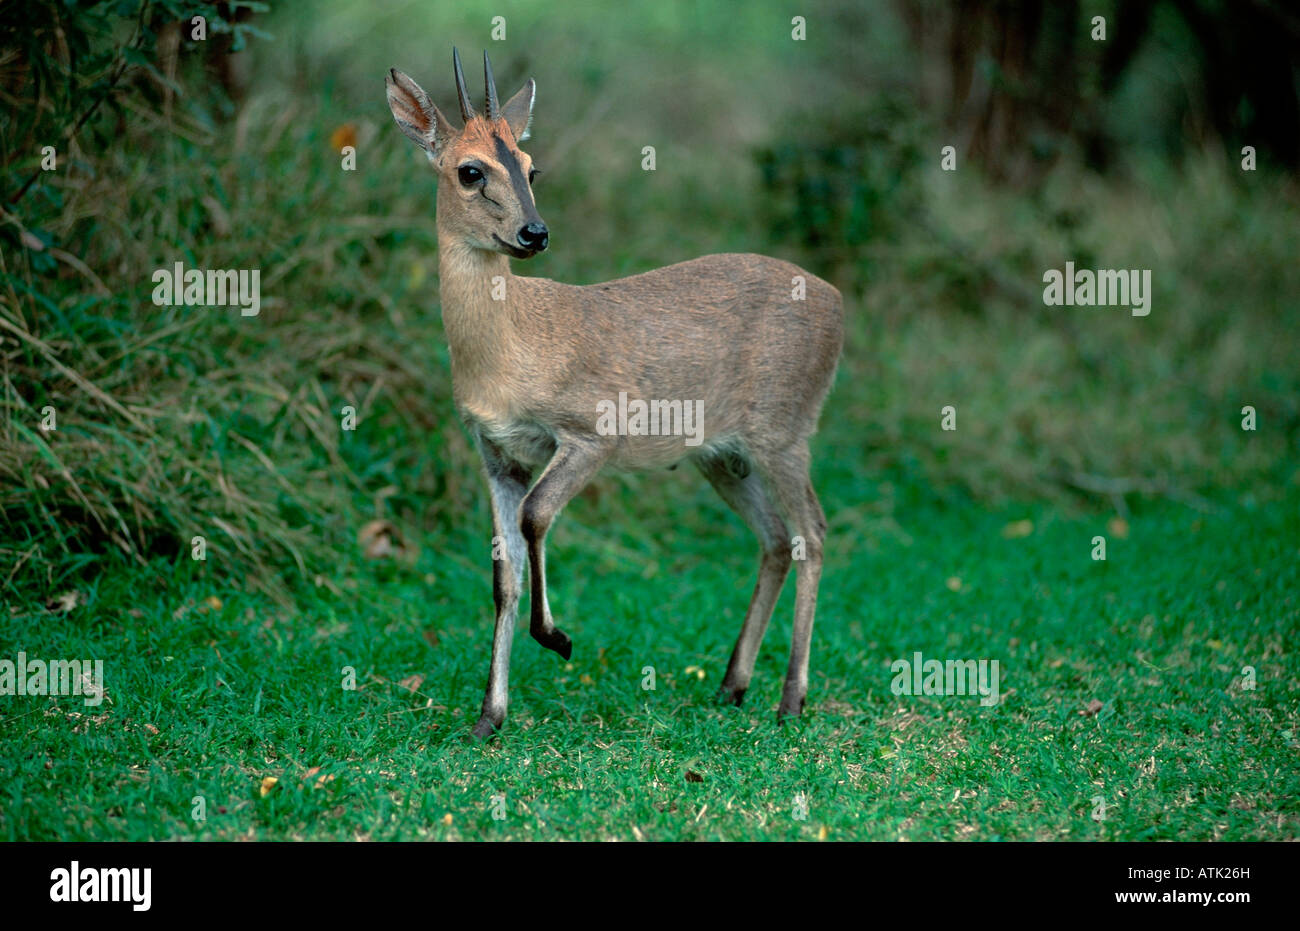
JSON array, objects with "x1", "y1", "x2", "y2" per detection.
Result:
[{"x1": 501, "y1": 78, "x2": 536, "y2": 142}]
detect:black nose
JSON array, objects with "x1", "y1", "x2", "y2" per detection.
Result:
[{"x1": 517, "y1": 222, "x2": 548, "y2": 252}]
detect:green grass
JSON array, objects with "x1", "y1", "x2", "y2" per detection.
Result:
[{"x1": 3, "y1": 476, "x2": 1296, "y2": 841}]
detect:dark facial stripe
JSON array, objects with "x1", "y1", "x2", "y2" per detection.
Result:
[{"x1": 493, "y1": 134, "x2": 538, "y2": 220}]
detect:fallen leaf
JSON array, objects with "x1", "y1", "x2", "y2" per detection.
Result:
[
  {"x1": 685, "y1": 770, "x2": 704, "y2": 784},
  {"x1": 1002, "y1": 519, "x2": 1034, "y2": 539},
  {"x1": 945, "y1": 576, "x2": 962, "y2": 592},
  {"x1": 441, "y1": 813, "x2": 453, "y2": 826},
  {"x1": 143, "y1": 723, "x2": 159, "y2": 735},
  {"x1": 302, "y1": 766, "x2": 334, "y2": 789},
  {"x1": 1107, "y1": 516, "x2": 1130, "y2": 539},
  {"x1": 330, "y1": 123, "x2": 358, "y2": 153},
  {"x1": 398, "y1": 673, "x2": 425, "y2": 694},
  {"x1": 259, "y1": 776, "x2": 278, "y2": 797},
  {"x1": 46, "y1": 591, "x2": 78, "y2": 613},
  {"x1": 1079, "y1": 699, "x2": 1105, "y2": 717},
  {"x1": 358, "y1": 519, "x2": 417, "y2": 562},
  {"x1": 818, "y1": 825, "x2": 829, "y2": 840}
]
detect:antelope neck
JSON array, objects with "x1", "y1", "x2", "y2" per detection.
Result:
[{"x1": 435, "y1": 227, "x2": 523, "y2": 376}]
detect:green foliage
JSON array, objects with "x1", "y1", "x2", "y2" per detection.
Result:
[
  {"x1": 1, "y1": 2, "x2": 264, "y2": 193},
  {"x1": 1, "y1": 484, "x2": 1295, "y2": 839},
  {"x1": 0, "y1": 0, "x2": 1296, "y2": 602},
  {"x1": 756, "y1": 93, "x2": 925, "y2": 286}
]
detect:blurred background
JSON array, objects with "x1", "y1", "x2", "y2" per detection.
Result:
[{"x1": 2, "y1": 0, "x2": 1298, "y2": 600}]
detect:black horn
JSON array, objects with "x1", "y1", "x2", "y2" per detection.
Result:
[
  {"x1": 483, "y1": 51, "x2": 500, "y2": 120},
  {"x1": 452, "y1": 47, "x2": 475, "y2": 122}
]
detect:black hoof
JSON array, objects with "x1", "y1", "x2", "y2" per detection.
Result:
[
  {"x1": 715, "y1": 685, "x2": 747, "y2": 707},
  {"x1": 533, "y1": 626, "x2": 572, "y2": 660},
  {"x1": 776, "y1": 695, "x2": 805, "y2": 721},
  {"x1": 470, "y1": 714, "x2": 503, "y2": 740}
]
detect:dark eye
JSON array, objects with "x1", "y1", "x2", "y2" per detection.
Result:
[
  {"x1": 528, "y1": 167, "x2": 538, "y2": 184},
  {"x1": 458, "y1": 165, "x2": 483, "y2": 186}
]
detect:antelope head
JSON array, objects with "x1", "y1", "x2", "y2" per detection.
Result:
[{"x1": 386, "y1": 49, "x2": 547, "y2": 258}]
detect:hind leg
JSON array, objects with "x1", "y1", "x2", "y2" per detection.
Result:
[
  {"x1": 751, "y1": 442, "x2": 826, "y2": 720},
  {"x1": 696, "y1": 453, "x2": 792, "y2": 706}
]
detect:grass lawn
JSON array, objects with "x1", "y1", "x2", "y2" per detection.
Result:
[{"x1": 3, "y1": 474, "x2": 1295, "y2": 841}]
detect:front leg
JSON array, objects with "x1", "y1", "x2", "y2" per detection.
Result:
[
  {"x1": 471, "y1": 436, "x2": 532, "y2": 739},
  {"x1": 520, "y1": 437, "x2": 613, "y2": 661}
]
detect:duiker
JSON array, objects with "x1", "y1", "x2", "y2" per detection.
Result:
[{"x1": 386, "y1": 50, "x2": 843, "y2": 737}]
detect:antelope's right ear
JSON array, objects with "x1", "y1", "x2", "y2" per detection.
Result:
[{"x1": 386, "y1": 68, "x2": 455, "y2": 159}]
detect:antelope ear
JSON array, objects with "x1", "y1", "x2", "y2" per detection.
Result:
[
  {"x1": 501, "y1": 78, "x2": 535, "y2": 142},
  {"x1": 386, "y1": 68, "x2": 455, "y2": 158}
]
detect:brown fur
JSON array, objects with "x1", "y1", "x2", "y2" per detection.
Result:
[{"x1": 386, "y1": 56, "x2": 843, "y2": 737}]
